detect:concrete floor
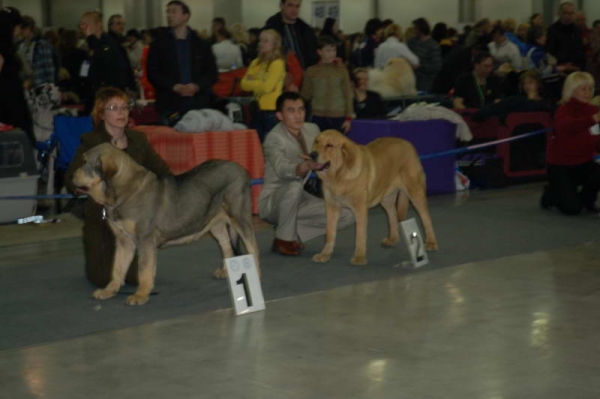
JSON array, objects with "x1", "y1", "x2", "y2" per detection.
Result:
[{"x1": 1, "y1": 185, "x2": 600, "y2": 399}]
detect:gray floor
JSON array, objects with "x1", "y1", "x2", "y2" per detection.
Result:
[{"x1": 1, "y1": 183, "x2": 600, "y2": 399}]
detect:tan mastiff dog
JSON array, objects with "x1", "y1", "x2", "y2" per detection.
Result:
[
  {"x1": 72, "y1": 143, "x2": 260, "y2": 305},
  {"x1": 309, "y1": 129, "x2": 438, "y2": 265}
]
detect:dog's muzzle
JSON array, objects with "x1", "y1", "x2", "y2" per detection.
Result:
[{"x1": 309, "y1": 151, "x2": 319, "y2": 161}]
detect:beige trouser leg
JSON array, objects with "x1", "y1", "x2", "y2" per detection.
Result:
[{"x1": 263, "y1": 182, "x2": 354, "y2": 243}]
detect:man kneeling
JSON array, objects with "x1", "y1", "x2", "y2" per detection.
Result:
[{"x1": 258, "y1": 92, "x2": 354, "y2": 256}]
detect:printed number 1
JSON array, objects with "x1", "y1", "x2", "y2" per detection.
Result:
[{"x1": 236, "y1": 273, "x2": 253, "y2": 307}]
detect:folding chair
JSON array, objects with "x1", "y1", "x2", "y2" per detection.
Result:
[{"x1": 51, "y1": 115, "x2": 93, "y2": 212}]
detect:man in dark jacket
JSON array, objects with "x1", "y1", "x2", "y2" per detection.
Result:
[
  {"x1": 147, "y1": 1, "x2": 218, "y2": 124},
  {"x1": 546, "y1": 2, "x2": 586, "y2": 71},
  {"x1": 79, "y1": 11, "x2": 137, "y2": 106},
  {"x1": 264, "y1": 0, "x2": 318, "y2": 70}
]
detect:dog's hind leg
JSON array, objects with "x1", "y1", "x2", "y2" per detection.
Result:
[
  {"x1": 126, "y1": 240, "x2": 157, "y2": 305},
  {"x1": 397, "y1": 190, "x2": 409, "y2": 221},
  {"x1": 229, "y1": 217, "x2": 261, "y2": 279},
  {"x1": 211, "y1": 221, "x2": 237, "y2": 279},
  {"x1": 381, "y1": 192, "x2": 400, "y2": 247},
  {"x1": 92, "y1": 233, "x2": 135, "y2": 301}
]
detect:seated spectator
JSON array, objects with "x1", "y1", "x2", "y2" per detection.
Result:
[
  {"x1": 300, "y1": 36, "x2": 353, "y2": 133},
  {"x1": 18, "y1": 15, "x2": 58, "y2": 87},
  {"x1": 65, "y1": 87, "x2": 171, "y2": 287},
  {"x1": 57, "y1": 29, "x2": 89, "y2": 102},
  {"x1": 0, "y1": 7, "x2": 34, "y2": 143},
  {"x1": 525, "y1": 25, "x2": 574, "y2": 78},
  {"x1": 488, "y1": 26, "x2": 522, "y2": 71},
  {"x1": 465, "y1": 18, "x2": 493, "y2": 48},
  {"x1": 230, "y1": 23, "x2": 250, "y2": 66},
  {"x1": 519, "y1": 69, "x2": 544, "y2": 100},
  {"x1": 241, "y1": 29, "x2": 286, "y2": 141},
  {"x1": 408, "y1": 17, "x2": 442, "y2": 92},
  {"x1": 246, "y1": 28, "x2": 260, "y2": 64},
  {"x1": 353, "y1": 18, "x2": 383, "y2": 67},
  {"x1": 212, "y1": 27, "x2": 244, "y2": 71},
  {"x1": 320, "y1": 17, "x2": 345, "y2": 62},
  {"x1": 541, "y1": 72, "x2": 600, "y2": 215},
  {"x1": 530, "y1": 13, "x2": 544, "y2": 29},
  {"x1": 575, "y1": 11, "x2": 591, "y2": 54},
  {"x1": 352, "y1": 68, "x2": 384, "y2": 119},
  {"x1": 432, "y1": 23, "x2": 455, "y2": 58},
  {"x1": 374, "y1": 24, "x2": 419, "y2": 69},
  {"x1": 502, "y1": 18, "x2": 527, "y2": 55},
  {"x1": 125, "y1": 29, "x2": 144, "y2": 71},
  {"x1": 453, "y1": 51, "x2": 503, "y2": 109}
]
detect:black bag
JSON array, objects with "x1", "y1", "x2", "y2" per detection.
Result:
[
  {"x1": 304, "y1": 176, "x2": 322, "y2": 198},
  {"x1": 459, "y1": 154, "x2": 508, "y2": 189}
]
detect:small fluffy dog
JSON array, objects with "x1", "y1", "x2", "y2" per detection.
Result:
[
  {"x1": 369, "y1": 57, "x2": 417, "y2": 98},
  {"x1": 310, "y1": 130, "x2": 437, "y2": 265},
  {"x1": 72, "y1": 143, "x2": 260, "y2": 305}
]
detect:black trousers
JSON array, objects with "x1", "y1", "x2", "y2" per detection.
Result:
[
  {"x1": 83, "y1": 202, "x2": 139, "y2": 287},
  {"x1": 545, "y1": 161, "x2": 600, "y2": 215}
]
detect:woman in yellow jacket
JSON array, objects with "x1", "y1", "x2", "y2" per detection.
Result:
[{"x1": 241, "y1": 29, "x2": 285, "y2": 141}]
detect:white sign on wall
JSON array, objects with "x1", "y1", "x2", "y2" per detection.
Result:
[{"x1": 312, "y1": 1, "x2": 340, "y2": 29}]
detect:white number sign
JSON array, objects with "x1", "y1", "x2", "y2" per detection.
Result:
[
  {"x1": 400, "y1": 219, "x2": 429, "y2": 268},
  {"x1": 225, "y1": 255, "x2": 265, "y2": 316}
]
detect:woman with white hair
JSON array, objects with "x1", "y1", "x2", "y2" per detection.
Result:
[
  {"x1": 374, "y1": 24, "x2": 419, "y2": 69},
  {"x1": 541, "y1": 72, "x2": 600, "y2": 214}
]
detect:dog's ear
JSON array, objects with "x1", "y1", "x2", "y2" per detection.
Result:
[
  {"x1": 98, "y1": 154, "x2": 118, "y2": 181},
  {"x1": 341, "y1": 141, "x2": 357, "y2": 171}
]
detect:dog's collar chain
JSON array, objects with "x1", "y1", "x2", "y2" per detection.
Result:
[{"x1": 102, "y1": 207, "x2": 107, "y2": 220}]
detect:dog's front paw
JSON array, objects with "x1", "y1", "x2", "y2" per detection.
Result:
[
  {"x1": 381, "y1": 237, "x2": 399, "y2": 247},
  {"x1": 212, "y1": 267, "x2": 228, "y2": 279},
  {"x1": 425, "y1": 241, "x2": 438, "y2": 251},
  {"x1": 92, "y1": 288, "x2": 117, "y2": 300},
  {"x1": 312, "y1": 252, "x2": 332, "y2": 263},
  {"x1": 350, "y1": 256, "x2": 368, "y2": 266},
  {"x1": 126, "y1": 294, "x2": 149, "y2": 306}
]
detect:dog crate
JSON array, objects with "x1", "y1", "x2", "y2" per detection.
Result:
[{"x1": 0, "y1": 129, "x2": 39, "y2": 223}]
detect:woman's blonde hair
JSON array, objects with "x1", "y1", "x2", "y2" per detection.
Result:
[
  {"x1": 91, "y1": 87, "x2": 130, "y2": 126},
  {"x1": 257, "y1": 29, "x2": 284, "y2": 65},
  {"x1": 384, "y1": 24, "x2": 402, "y2": 40},
  {"x1": 562, "y1": 71, "x2": 596, "y2": 103}
]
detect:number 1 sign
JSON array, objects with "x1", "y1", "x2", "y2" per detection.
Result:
[{"x1": 225, "y1": 255, "x2": 265, "y2": 316}]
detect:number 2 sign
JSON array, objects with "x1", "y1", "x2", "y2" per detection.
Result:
[
  {"x1": 400, "y1": 218, "x2": 429, "y2": 268},
  {"x1": 225, "y1": 255, "x2": 265, "y2": 316}
]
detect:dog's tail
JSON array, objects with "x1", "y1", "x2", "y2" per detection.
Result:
[{"x1": 228, "y1": 225, "x2": 247, "y2": 255}]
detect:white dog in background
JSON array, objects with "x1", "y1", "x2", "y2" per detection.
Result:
[{"x1": 368, "y1": 57, "x2": 417, "y2": 98}]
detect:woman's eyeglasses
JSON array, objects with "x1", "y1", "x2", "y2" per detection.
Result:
[{"x1": 105, "y1": 105, "x2": 132, "y2": 112}]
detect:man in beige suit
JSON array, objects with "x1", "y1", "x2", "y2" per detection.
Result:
[{"x1": 259, "y1": 92, "x2": 354, "y2": 256}]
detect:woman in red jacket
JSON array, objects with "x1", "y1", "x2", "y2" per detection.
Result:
[{"x1": 541, "y1": 72, "x2": 600, "y2": 214}]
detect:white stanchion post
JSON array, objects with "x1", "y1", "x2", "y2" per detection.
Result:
[
  {"x1": 400, "y1": 218, "x2": 429, "y2": 268},
  {"x1": 225, "y1": 255, "x2": 265, "y2": 316}
]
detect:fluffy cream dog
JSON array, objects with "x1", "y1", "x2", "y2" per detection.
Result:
[{"x1": 368, "y1": 57, "x2": 417, "y2": 98}]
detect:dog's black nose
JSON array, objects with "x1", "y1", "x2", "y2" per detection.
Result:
[{"x1": 309, "y1": 151, "x2": 318, "y2": 161}]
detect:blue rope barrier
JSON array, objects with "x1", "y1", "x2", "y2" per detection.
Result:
[{"x1": 0, "y1": 127, "x2": 580, "y2": 202}]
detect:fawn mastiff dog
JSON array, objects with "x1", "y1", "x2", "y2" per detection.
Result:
[
  {"x1": 310, "y1": 129, "x2": 438, "y2": 265},
  {"x1": 72, "y1": 143, "x2": 260, "y2": 305}
]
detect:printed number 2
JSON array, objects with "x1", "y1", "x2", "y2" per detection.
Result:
[{"x1": 236, "y1": 273, "x2": 253, "y2": 307}]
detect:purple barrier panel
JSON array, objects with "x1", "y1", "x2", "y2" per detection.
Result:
[{"x1": 347, "y1": 119, "x2": 457, "y2": 194}]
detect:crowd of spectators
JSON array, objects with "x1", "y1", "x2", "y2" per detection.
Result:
[{"x1": 2, "y1": 1, "x2": 600, "y2": 222}]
